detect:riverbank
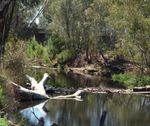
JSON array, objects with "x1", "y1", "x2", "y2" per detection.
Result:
[{"x1": 0, "y1": 68, "x2": 150, "y2": 126}]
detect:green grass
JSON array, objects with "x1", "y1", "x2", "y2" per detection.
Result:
[{"x1": 112, "y1": 73, "x2": 150, "y2": 88}]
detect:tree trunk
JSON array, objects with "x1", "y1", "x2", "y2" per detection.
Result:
[
  {"x1": 0, "y1": 0, "x2": 15, "y2": 65},
  {"x1": 99, "y1": 49, "x2": 108, "y2": 65}
]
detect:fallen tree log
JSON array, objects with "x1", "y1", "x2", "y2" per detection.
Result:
[
  {"x1": 25, "y1": 73, "x2": 49, "y2": 95},
  {"x1": 10, "y1": 81, "x2": 85, "y2": 101},
  {"x1": 9, "y1": 73, "x2": 84, "y2": 101},
  {"x1": 10, "y1": 81, "x2": 49, "y2": 101},
  {"x1": 51, "y1": 90, "x2": 85, "y2": 101},
  {"x1": 133, "y1": 85, "x2": 150, "y2": 92},
  {"x1": 9, "y1": 73, "x2": 51, "y2": 101},
  {"x1": 45, "y1": 86, "x2": 76, "y2": 94}
]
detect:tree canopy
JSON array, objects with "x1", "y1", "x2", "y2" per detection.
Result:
[{"x1": 0, "y1": 0, "x2": 150, "y2": 72}]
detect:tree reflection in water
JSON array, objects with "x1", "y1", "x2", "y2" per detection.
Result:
[{"x1": 20, "y1": 94, "x2": 150, "y2": 126}]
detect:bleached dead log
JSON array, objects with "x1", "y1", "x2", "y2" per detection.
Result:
[
  {"x1": 26, "y1": 73, "x2": 49, "y2": 95},
  {"x1": 9, "y1": 72, "x2": 84, "y2": 101},
  {"x1": 10, "y1": 81, "x2": 49, "y2": 101},
  {"x1": 25, "y1": 73, "x2": 84, "y2": 101},
  {"x1": 10, "y1": 80, "x2": 84, "y2": 101},
  {"x1": 133, "y1": 85, "x2": 150, "y2": 92},
  {"x1": 51, "y1": 90, "x2": 85, "y2": 101},
  {"x1": 7, "y1": 73, "x2": 49, "y2": 101}
]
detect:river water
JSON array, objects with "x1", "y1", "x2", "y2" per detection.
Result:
[{"x1": 17, "y1": 71, "x2": 150, "y2": 126}]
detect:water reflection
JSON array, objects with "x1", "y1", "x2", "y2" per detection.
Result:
[
  {"x1": 20, "y1": 101, "x2": 52, "y2": 125},
  {"x1": 20, "y1": 94, "x2": 150, "y2": 126},
  {"x1": 25, "y1": 68, "x2": 125, "y2": 88}
]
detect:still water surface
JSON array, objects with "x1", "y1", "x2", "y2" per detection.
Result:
[
  {"x1": 20, "y1": 93, "x2": 150, "y2": 126},
  {"x1": 19, "y1": 71, "x2": 150, "y2": 126}
]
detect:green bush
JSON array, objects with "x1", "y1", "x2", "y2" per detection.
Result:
[
  {"x1": 26, "y1": 35, "x2": 76, "y2": 66},
  {"x1": 0, "y1": 86, "x2": 4, "y2": 108},
  {"x1": 112, "y1": 73, "x2": 150, "y2": 88},
  {"x1": 47, "y1": 34, "x2": 66, "y2": 59},
  {"x1": 112, "y1": 73, "x2": 136, "y2": 88},
  {"x1": 135, "y1": 74, "x2": 150, "y2": 86},
  {"x1": 26, "y1": 37, "x2": 49, "y2": 63},
  {"x1": 57, "y1": 50, "x2": 76, "y2": 64},
  {"x1": 0, "y1": 118, "x2": 9, "y2": 126}
]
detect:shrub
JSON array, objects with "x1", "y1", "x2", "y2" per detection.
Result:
[
  {"x1": 112, "y1": 73, "x2": 136, "y2": 88},
  {"x1": 57, "y1": 50, "x2": 76, "y2": 64},
  {"x1": 0, "y1": 86, "x2": 4, "y2": 108},
  {"x1": 135, "y1": 74, "x2": 150, "y2": 86},
  {"x1": 4, "y1": 38, "x2": 26, "y2": 84},
  {"x1": 112, "y1": 73, "x2": 150, "y2": 88},
  {"x1": 26, "y1": 37, "x2": 50, "y2": 63},
  {"x1": 0, "y1": 118, "x2": 9, "y2": 126},
  {"x1": 47, "y1": 34, "x2": 66, "y2": 59}
]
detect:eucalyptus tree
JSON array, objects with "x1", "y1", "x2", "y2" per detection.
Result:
[
  {"x1": 45, "y1": 0, "x2": 108, "y2": 62},
  {"x1": 41, "y1": 0, "x2": 150, "y2": 67},
  {"x1": 105, "y1": 0, "x2": 150, "y2": 72},
  {"x1": 0, "y1": 0, "x2": 15, "y2": 64},
  {"x1": 0, "y1": 0, "x2": 42, "y2": 64}
]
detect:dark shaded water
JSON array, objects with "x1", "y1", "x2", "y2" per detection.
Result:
[
  {"x1": 25, "y1": 69, "x2": 125, "y2": 89},
  {"x1": 16, "y1": 70, "x2": 150, "y2": 126}
]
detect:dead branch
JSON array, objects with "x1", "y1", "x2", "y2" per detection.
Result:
[{"x1": 9, "y1": 73, "x2": 84, "y2": 101}]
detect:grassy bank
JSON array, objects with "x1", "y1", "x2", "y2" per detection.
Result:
[{"x1": 112, "y1": 73, "x2": 150, "y2": 88}]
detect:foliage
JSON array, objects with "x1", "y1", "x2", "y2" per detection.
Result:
[
  {"x1": 26, "y1": 35, "x2": 76, "y2": 66},
  {"x1": 47, "y1": 34, "x2": 66, "y2": 59},
  {"x1": 105, "y1": 0, "x2": 150, "y2": 71},
  {"x1": 45, "y1": 0, "x2": 113, "y2": 63},
  {"x1": 135, "y1": 74, "x2": 150, "y2": 87},
  {"x1": 0, "y1": 118, "x2": 9, "y2": 126},
  {"x1": 18, "y1": 0, "x2": 41, "y2": 8},
  {"x1": 0, "y1": 0, "x2": 43, "y2": 61},
  {"x1": 26, "y1": 37, "x2": 50, "y2": 63},
  {"x1": 1, "y1": 0, "x2": 150, "y2": 75},
  {"x1": 112, "y1": 73, "x2": 150, "y2": 88},
  {"x1": 0, "y1": 86, "x2": 5, "y2": 108},
  {"x1": 112, "y1": 73, "x2": 136, "y2": 88},
  {"x1": 4, "y1": 36, "x2": 26, "y2": 84},
  {"x1": 43, "y1": 0, "x2": 150, "y2": 70},
  {"x1": 57, "y1": 50, "x2": 76, "y2": 64}
]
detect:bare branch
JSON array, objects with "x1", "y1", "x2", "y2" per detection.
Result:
[{"x1": 28, "y1": 0, "x2": 49, "y2": 27}]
